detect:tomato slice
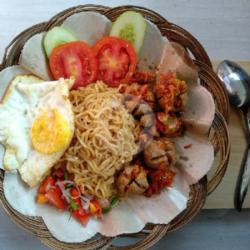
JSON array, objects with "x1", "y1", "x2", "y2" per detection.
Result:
[
  {"x1": 49, "y1": 41, "x2": 97, "y2": 88},
  {"x1": 70, "y1": 187, "x2": 80, "y2": 198},
  {"x1": 38, "y1": 176, "x2": 55, "y2": 194},
  {"x1": 72, "y1": 208, "x2": 90, "y2": 226},
  {"x1": 45, "y1": 187, "x2": 66, "y2": 210},
  {"x1": 93, "y1": 37, "x2": 137, "y2": 87}
]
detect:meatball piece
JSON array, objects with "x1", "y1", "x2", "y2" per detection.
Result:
[
  {"x1": 147, "y1": 124, "x2": 159, "y2": 137},
  {"x1": 143, "y1": 138, "x2": 176, "y2": 169},
  {"x1": 137, "y1": 132, "x2": 153, "y2": 152},
  {"x1": 134, "y1": 103, "x2": 153, "y2": 117},
  {"x1": 140, "y1": 114, "x2": 155, "y2": 128},
  {"x1": 161, "y1": 138, "x2": 177, "y2": 165},
  {"x1": 116, "y1": 164, "x2": 149, "y2": 196}
]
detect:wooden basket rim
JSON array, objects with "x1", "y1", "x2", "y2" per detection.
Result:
[{"x1": 0, "y1": 4, "x2": 230, "y2": 250}]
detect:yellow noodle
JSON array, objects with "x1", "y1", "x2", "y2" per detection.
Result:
[{"x1": 63, "y1": 81, "x2": 138, "y2": 200}]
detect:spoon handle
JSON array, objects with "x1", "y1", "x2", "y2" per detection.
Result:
[
  {"x1": 234, "y1": 110, "x2": 250, "y2": 211},
  {"x1": 243, "y1": 109, "x2": 250, "y2": 140}
]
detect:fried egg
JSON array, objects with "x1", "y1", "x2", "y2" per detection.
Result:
[{"x1": 0, "y1": 75, "x2": 74, "y2": 187}]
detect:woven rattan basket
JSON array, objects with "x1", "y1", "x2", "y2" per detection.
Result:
[{"x1": 0, "y1": 5, "x2": 230, "y2": 250}]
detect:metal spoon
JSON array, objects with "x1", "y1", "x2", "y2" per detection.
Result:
[{"x1": 217, "y1": 60, "x2": 250, "y2": 211}]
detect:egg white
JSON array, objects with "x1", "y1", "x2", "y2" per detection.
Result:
[
  {"x1": 0, "y1": 76, "x2": 74, "y2": 187},
  {"x1": 0, "y1": 75, "x2": 42, "y2": 170}
]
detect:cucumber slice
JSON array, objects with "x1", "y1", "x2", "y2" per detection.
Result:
[
  {"x1": 110, "y1": 11, "x2": 146, "y2": 53},
  {"x1": 44, "y1": 27, "x2": 77, "y2": 57}
]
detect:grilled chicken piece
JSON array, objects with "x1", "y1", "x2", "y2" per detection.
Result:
[
  {"x1": 116, "y1": 164, "x2": 149, "y2": 196},
  {"x1": 156, "y1": 112, "x2": 183, "y2": 137},
  {"x1": 144, "y1": 138, "x2": 176, "y2": 169}
]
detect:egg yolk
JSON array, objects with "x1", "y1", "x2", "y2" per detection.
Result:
[{"x1": 31, "y1": 109, "x2": 72, "y2": 154}]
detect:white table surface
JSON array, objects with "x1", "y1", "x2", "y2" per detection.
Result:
[{"x1": 0, "y1": 0, "x2": 250, "y2": 249}]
